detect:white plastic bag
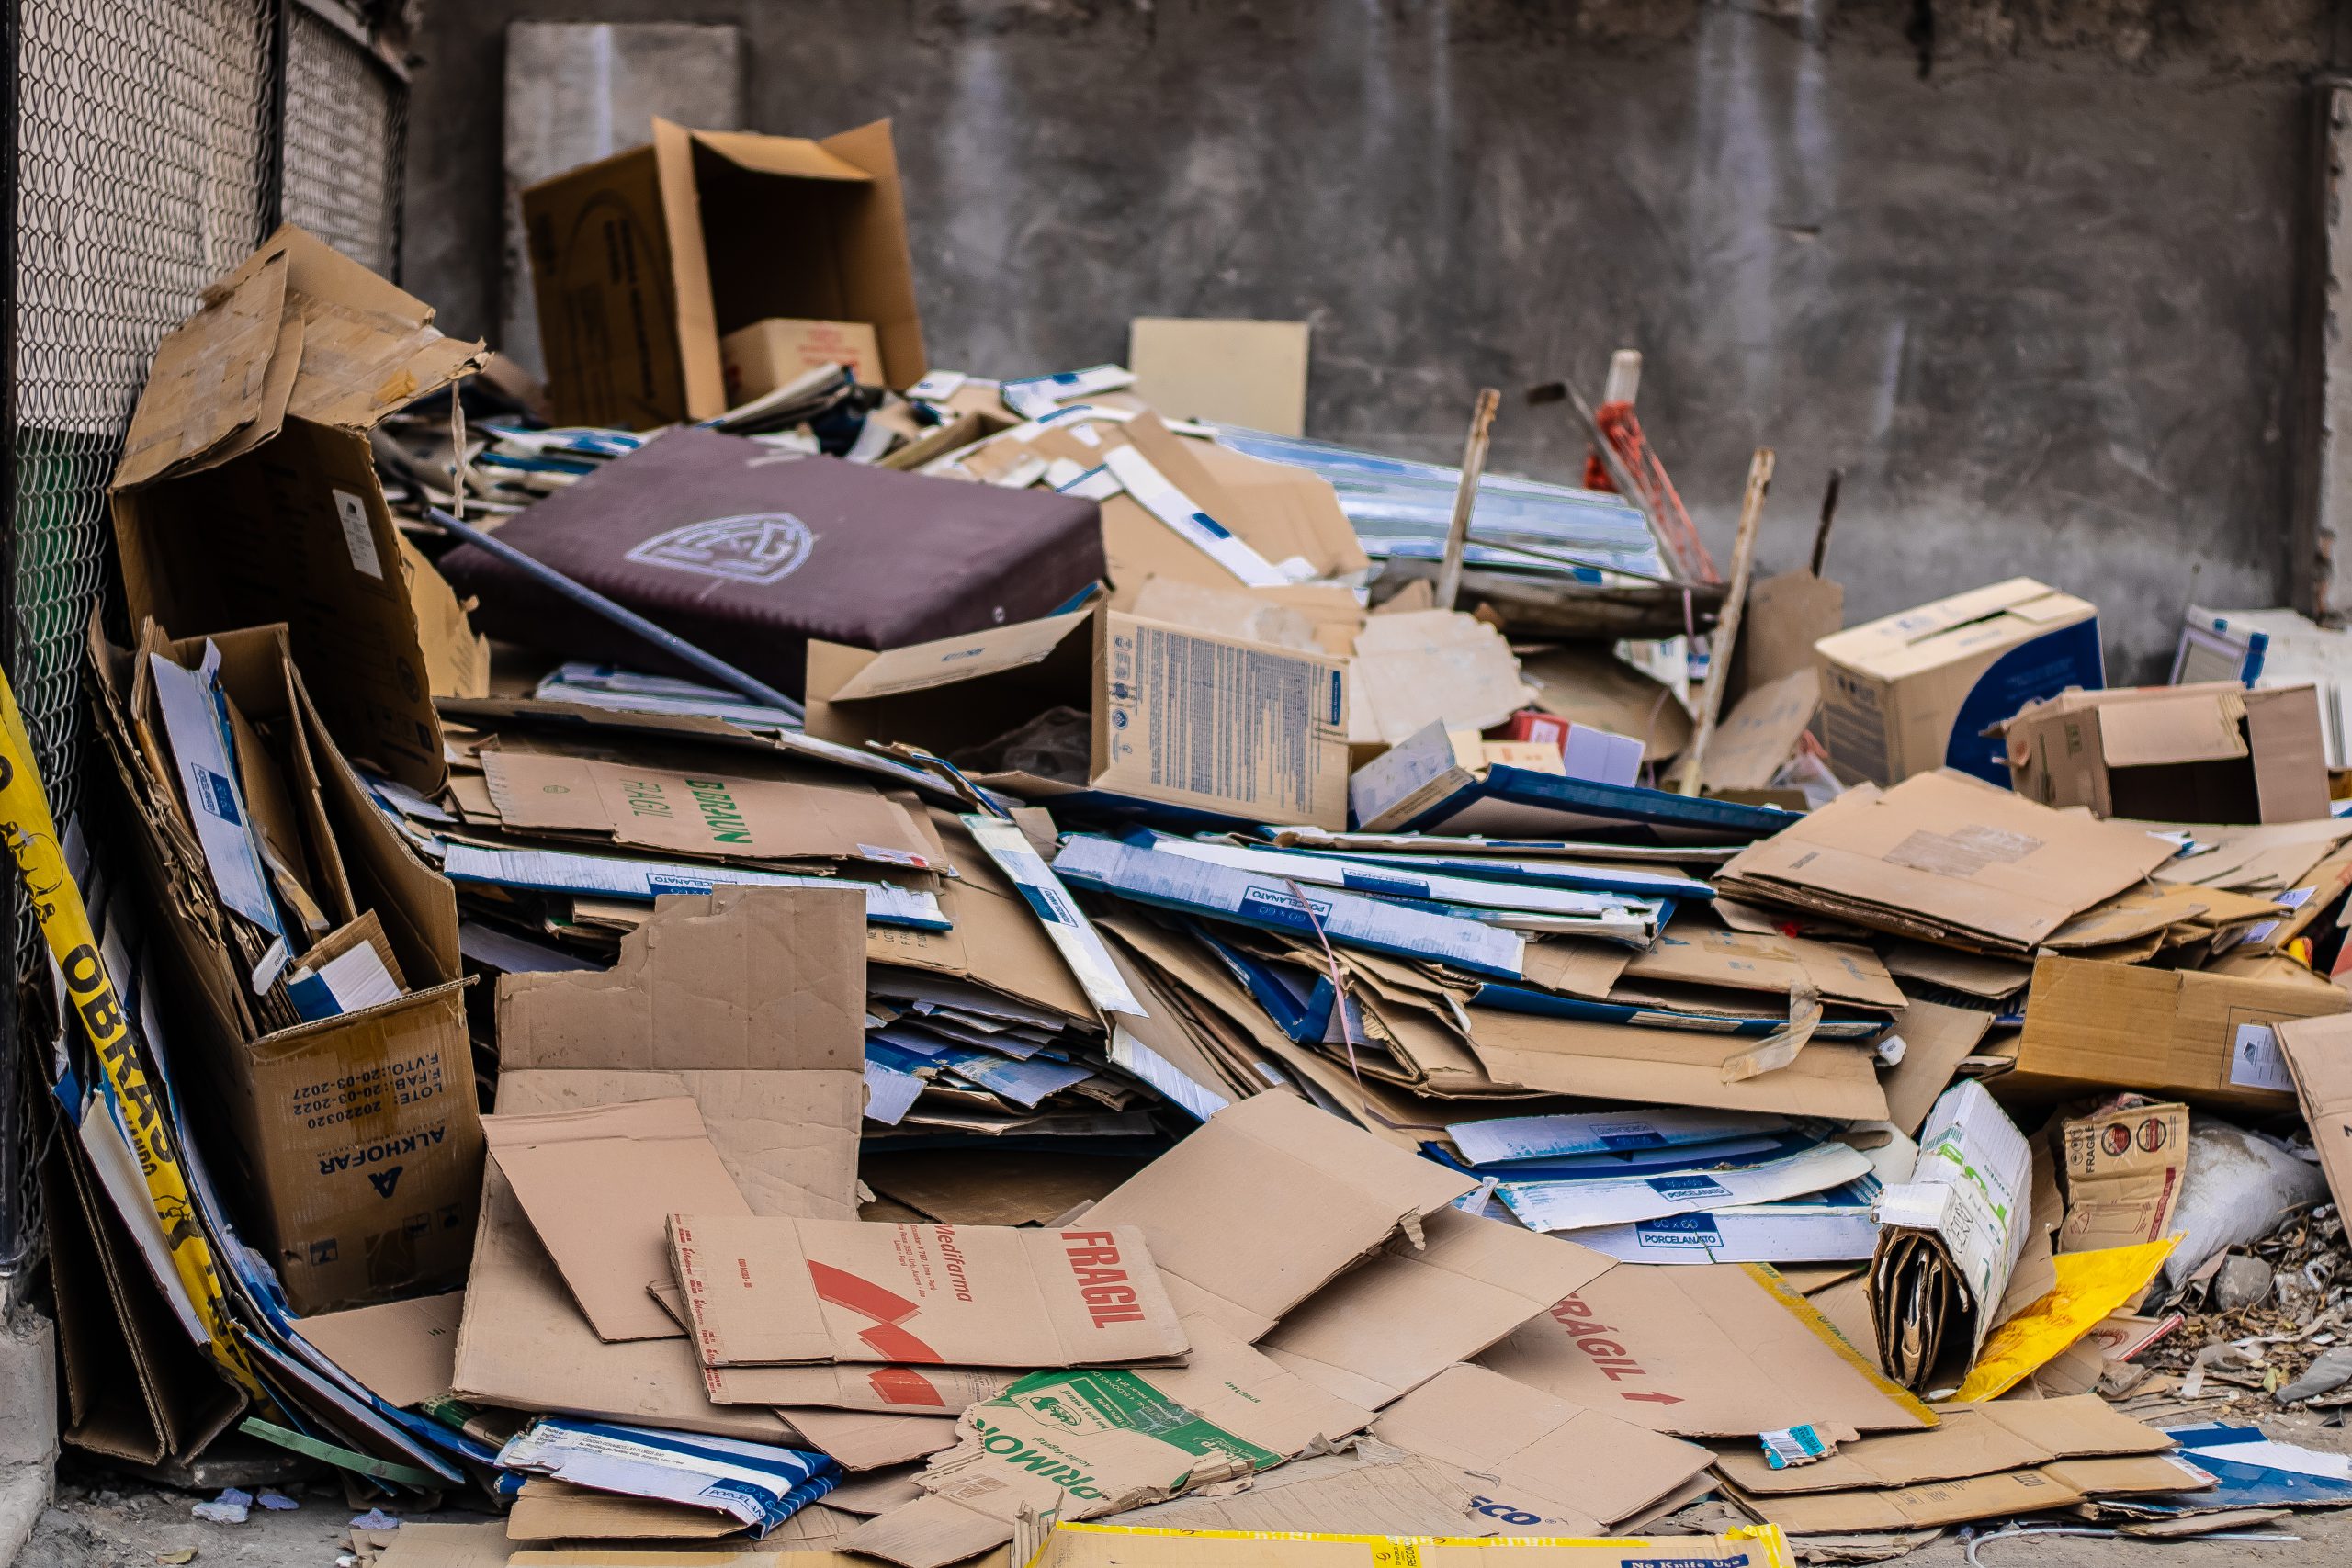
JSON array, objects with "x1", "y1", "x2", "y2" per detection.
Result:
[{"x1": 2159, "y1": 1115, "x2": 2327, "y2": 1290}]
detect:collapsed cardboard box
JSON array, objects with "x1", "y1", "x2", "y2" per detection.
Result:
[
  {"x1": 523, "y1": 118, "x2": 924, "y2": 425},
  {"x1": 1996, "y1": 682, "x2": 2329, "y2": 823},
  {"x1": 110, "y1": 224, "x2": 487, "y2": 793},
  {"x1": 90, "y1": 621, "x2": 481, "y2": 1312},
  {"x1": 1714, "y1": 770, "x2": 2175, "y2": 954},
  {"x1": 1815, "y1": 578, "x2": 2099, "y2": 786},
  {"x1": 806, "y1": 604, "x2": 1352, "y2": 829}
]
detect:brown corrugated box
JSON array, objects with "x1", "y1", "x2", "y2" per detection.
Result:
[
  {"x1": 522, "y1": 118, "x2": 924, "y2": 426},
  {"x1": 1996, "y1": 681, "x2": 2330, "y2": 824},
  {"x1": 2001, "y1": 953, "x2": 2349, "y2": 1111}
]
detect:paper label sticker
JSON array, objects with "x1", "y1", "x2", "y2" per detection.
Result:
[
  {"x1": 2229, "y1": 1021, "x2": 2295, "y2": 1093},
  {"x1": 334, "y1": 489, "x2": 383, "y2": 580}
]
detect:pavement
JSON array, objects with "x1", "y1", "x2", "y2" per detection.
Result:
[{"x1": 0, "y1": 1311, "x2": 56, "y2": 1568}]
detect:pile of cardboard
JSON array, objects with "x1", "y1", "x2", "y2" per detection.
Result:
[{"x1": 36, "y1": 110, "x2": 2352, "y2": 1568}]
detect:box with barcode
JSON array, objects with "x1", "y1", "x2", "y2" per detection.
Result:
[{"x1": 2004, "y1": 954, "x2": 2347, "y2": 1111}]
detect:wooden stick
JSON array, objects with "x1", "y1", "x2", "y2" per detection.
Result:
[
  {"x1": 1672, "y1": 446, "x2": 1775, "y2": 795},
  {"x1": 1433, "y1": 388, "x2": 1502, "y2": 612},
  {"x1": 1811, "y1": 466, "x2": 1843, "y2": 577}
]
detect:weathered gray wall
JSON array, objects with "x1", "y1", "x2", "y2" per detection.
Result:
[{"x1": 401, "y1": 1, "x2": 2329, "y2": 679}]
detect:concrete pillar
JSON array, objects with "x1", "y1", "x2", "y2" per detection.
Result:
[
  {"x1": 501, "y1": 22, "x2": 743, "y2": 377},
  {"x1": 0, "y1": 1311, "x2": 57, "y2": 1568},
  {"x1": 2298, "y1": 83, "x2": 2352, "y2": 624}
]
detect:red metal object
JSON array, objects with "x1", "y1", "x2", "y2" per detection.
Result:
[{"x1": 1583, "y1": 400, "x2": 1719, "y2": 584}]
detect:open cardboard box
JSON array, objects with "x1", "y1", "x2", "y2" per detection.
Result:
[
  {"x1": 524, "y1": 118, "x2": 924, "y2": 426},
  {"x1": 90, "y1": 619, "x2": 481, "y2": 1313},
  {"x1": 805, "y1": 604, "x2": 1351, "y2": 829},
  {"x1": 110, "y1": 224, "x2": 485, "y2": 795},
  {"x1": 1996, "y1": 681, "x2": 2329, "y2": 824}
]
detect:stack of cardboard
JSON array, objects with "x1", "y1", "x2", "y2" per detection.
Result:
[{"x1": 52, "y1": 117, "x2": 2352, "y2": 1567}]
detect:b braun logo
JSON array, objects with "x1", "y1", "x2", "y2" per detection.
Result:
[{"x1": 624, "y1": 513, "x2": 816, "y2": 584}]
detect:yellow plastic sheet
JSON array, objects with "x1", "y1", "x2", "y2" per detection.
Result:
[
  {"x1": 1953, "y1": 1236, "x2": 2177, "y2": 1403},
  {"x1": 0, "y1": 667, "x2": 265, "y2": 1403}
]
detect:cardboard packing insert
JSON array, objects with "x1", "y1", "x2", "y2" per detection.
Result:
[
  {"x1": 806, "y1": 604, "x2": 1352, "y2": 830},
  {"x1": 90, "y1": 620, "x2": 481, "y2": 1313},
  {"x1": 522, "y1": 117, "x2": 925, "y2": 426}
]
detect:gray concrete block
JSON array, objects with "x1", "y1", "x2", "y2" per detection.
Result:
[{"x1": 500, "y1": 21, "x2": 742, "y2": 378}]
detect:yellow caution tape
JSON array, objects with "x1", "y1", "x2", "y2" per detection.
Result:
[
  {"x1": 1953, "y1": 1236, "x2": 2177, "y2": 1403},
  {"x1": 0, "y1": 669, "x2": 266, "y2": 1404}
]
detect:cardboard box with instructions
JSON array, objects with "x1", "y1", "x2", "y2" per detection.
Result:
[
  {"x1": 109, "y1": 224, "x2": 487, "y2": 795},
  {"x1": 806, "y1": 604, "x2": 1351, "y2": 829},
  {"x1": 523, "y1": 118, "x2": 924, "y2": 425},
  {"x1": 1814, "y1": 578, "x2": 2100, "y2": 786},
  {"x1": 1996, "y1": 682, "x2": 2330, "y2": 824},
  {"x1": 90, "y1": 620, "x2": 481, "y2": 1313}
]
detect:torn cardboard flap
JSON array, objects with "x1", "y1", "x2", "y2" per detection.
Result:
[
  {"x1": 1079, "y1": 1091, "x2": 1476, "y2": 1340},
  {"x1": 1464, "y1": 1007, "x2": 1891, "y2": 1123},
  {"x1": 1347, "y1": 610, "x2": 1534, "y2": 746},
  {"x1": 1260, "y1": 1207, "x2": 1615, "y2": 1409},
  {"x1": 1372, "y1": 1363, "x2": 1715, "y2": 1533},
  {"x1": 485, "y1": 1097, "x2": 752, "y2": 1342},
  {"x1": 452, "y1": 1162, "x2": 798, "y2": 1440},
  {"x1": 1711, "y1": 1393, "x2": 2169, "y2": 1495},
  {"x1": 1474, "y1": 1260, "x2": 1935, "y2": 1438},
  {"x1": 849, "y1": 1313, "x2": 1376, "y2": 1566},
  {"x1": 499, "y1": 884, "x2": 867, "y2": 1072},
  {"x1": 290, "y1": 1290, "x2": 462, "y2": 1409},
  {"x1": 671, "y1": 1215, "x2": 1190, "y2": 1369},
  {"x1": 1703, "y1": 667, "x2": 1822, "y2": 794}
]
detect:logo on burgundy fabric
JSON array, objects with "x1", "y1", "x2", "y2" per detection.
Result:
[{"x1": 623, "y1": 513, "x2": 815, "y2": 584}]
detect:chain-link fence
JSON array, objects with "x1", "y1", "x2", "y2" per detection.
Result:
[{"x1": 0, "y1": 0, "x2": 408, "y2": 1292}]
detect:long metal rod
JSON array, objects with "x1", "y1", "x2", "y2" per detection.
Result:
[{"x1": 424, "y1": 507, "x2": 806, "y2": 721}]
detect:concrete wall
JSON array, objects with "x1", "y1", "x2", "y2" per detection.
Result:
[{"x1": 402, "y1": 1, "x2": 2330, "y2": 679}]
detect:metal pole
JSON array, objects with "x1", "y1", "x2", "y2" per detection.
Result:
[{"x1": 423, "y1": 508, "x2": 806, "y2": 721}]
